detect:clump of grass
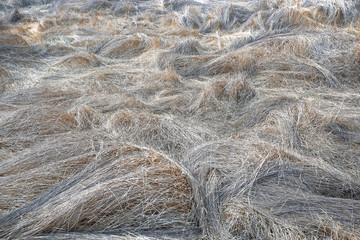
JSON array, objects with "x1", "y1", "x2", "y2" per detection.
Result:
[
  {"x1": 112, "y1": 0, "x2": 138, "y2": 16},
  {"x1": 55, "y1": 52, "x2": 101, "y2": 69},
  {"x1": 0, "y1": 33, "x2": 28, "y2": 46},
  {"x1": 0, "y1": 144, "x2": 197, "y2": 238},
  {"x1": 108, "y1": 109, "x2": 212, "y2": 156},
  {"x1": 95, "y1": 34, "x2": 156, "y2": 59}
]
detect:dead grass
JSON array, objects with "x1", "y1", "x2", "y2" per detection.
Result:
[
  {"x1": 55, "y1": 53, "x2": 101, "y2": 69},
  {"x1": 0, "y1": 33, "x2": 28, "y2": 46},
  {"x1": 0, "y1": 0, "x2": 360, "y2": 239},
  {"x1": 1, "y1": 144, "x2": 196, "y2": 238}
]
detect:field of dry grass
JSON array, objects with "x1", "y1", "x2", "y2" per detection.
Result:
[{"x1": 0, "y1": 0, "x2": 360, "y2": 239}]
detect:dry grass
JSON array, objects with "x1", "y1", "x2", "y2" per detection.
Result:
[
  {"x1": 0, "y1": 0, "x2": 360, "y2": 239},
  {"x1": 55, "y1": 53, "x2": 101, "y2": 69},
  {"x1": 0, "y1": 33, "x2": 28, "y2": 46}
]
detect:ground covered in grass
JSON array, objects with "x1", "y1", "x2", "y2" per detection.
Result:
[{"x1": 0, "y1": 0, "x2": 360, "y2": 239}]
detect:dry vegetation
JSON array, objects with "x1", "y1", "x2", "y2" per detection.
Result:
[{"x1": 0, "y1": 0, "x2": 360, "y2": 239}]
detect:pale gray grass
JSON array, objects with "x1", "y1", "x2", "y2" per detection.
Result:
[{"x1": 0, "y1": 0, "x2": 360, "y2": 239}]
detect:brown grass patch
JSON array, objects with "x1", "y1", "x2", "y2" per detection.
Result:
[
  {"x1": 0, "y1": 34, "x2": 28, "y2": 46},
  {"x1": 55, "y1": 53, "x2": 101, "y2": 69},
  {"x1": 1, "y1": 144, "x2": 196, "y2": 237}
]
